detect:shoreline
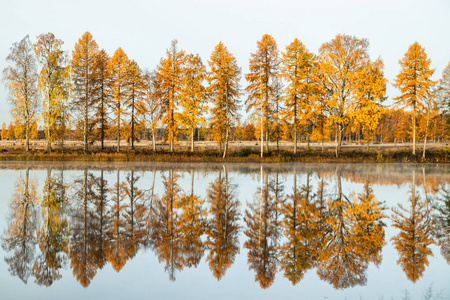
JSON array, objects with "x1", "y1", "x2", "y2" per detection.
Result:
[{"x1": 0, "y1": 147, "x2": 449, "y2": 163}]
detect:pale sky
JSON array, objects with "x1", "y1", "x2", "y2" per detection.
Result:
[{"x1": 1, "y1": 0, "x2": 449, "y2": 125}]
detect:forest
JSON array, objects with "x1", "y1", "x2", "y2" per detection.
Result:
[{"x1": 2, "y1": 32, "x2": 450, "y2": 159}]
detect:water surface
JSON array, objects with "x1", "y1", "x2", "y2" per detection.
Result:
[{"x1": 0, "y1": 162, "x2": 449, "y2": 300}]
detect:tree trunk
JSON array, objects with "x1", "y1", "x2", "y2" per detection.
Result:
[
  {"x1": 335, "y1": 123, "x2": 342, "y2": 158},
  {"x1": 84, "y1": 63, "x2": 89, "y2": 154},
  {"x1": 294, "y1": 124, "x2": 297, "y2": 155},
  {"x1": 191, "y1": 125, "x2": 194, "y2": 152},
  {"x1": 423, "y1": 108, "x2": 430, "y2": 159},
  {"x1": 260, "y1": 108, "x2": 264, "y2": 158},
  {"x1": 131, "y1": 94, "x2": 135, "y2": 150},
  {"x1": 223, "y1": 124, "x2": 229, "y2": 159},
  {"x1": 152, "y1": 123, "x2": 156, "y2": 152},
  {"x1": 412, "y1": 110, "x2": 416, "y2": 155}
]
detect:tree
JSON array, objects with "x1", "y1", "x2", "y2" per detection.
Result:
[
  {"x1": 126, "y1": 60, "x2": 145, "y2": 150},
  {"x1": 71, "y1": 32, "x2": 99, "y2": 153},
  {"x1": 1, "y1": 122, "x2": 7, "y2": 140},
  {"x1": 34, "y1": 32, "x2": 70, "y2": 153},
  {"x1": 351, "y1": 58, "x2": 387, "y2": 150},
  {"x1": 208, "y1": 42, "x2": 241, "y2": 158},
  {"x1": 7, "y1": 122, "x2": 15, "y2": 140},
  {"x1": 180, "y1": 54, "x2": 208, "y2": 152},
  {"x1": 3, "y1": 35, "x2": 40, "y2": 151},
  {"x1": 281, "y1": 38, "x2": 318, "y2": 154},
  {"x1": 157, "y1": 40, "x2": 186, "y2": 152},
  {"x1": 245, "y1": 34, "x2": 279, "y2": 157},
  {"x1": 318, "y1": 34, "x2": 369, "y2": 157},
  {"x1": 92, "y1": 49, "x2": 110, "y2": 149},
  {"x1": 393, "y1": 42, "x2": 436, "y2": 155},
  {"x1": 107, "y1": 48, "x2": 130, "y2": 152},
  {"x1": 142, "y1": 70, "x2": 161, "y2": 152}
]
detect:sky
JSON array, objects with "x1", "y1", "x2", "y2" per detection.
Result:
[{"x1": 0, "y1": 0, "x2": 449, "y2": 125}]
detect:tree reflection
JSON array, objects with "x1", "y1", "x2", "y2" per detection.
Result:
[
  {"x1": 150, "y1": 169, "x2": 184, "y2": 281},
  {"x1": 32, "y1": 169, "x2": 69, "y2": 286},
  {"x1": 106, "y1": 170, "x2": 130, "y2": 273},
  {"x1": 70, "y1": 168, "x2": 103, "y2": 287},
  {"x1": 123, "y1": 171, "x2": 147, "y2": 260},
  {"x1": 316, "y1": 170, "x2": 385, "y2": 289},
  {"x1": 433, "y1": 185, "x2": 450, "y2": 264},
  {"x1": 1, "y1": 168, "x2": 39, "y2": 283},
  {"x1": 205, "y1": 166, "x2": 240, "y2": 280},
  {"x1": 244, "y1": 167, "x2": 279, "y2": 288},
  {"x1": 278, "y1": 171, "x2": 322, "y2": 285},
  {"x1": 176, "y1": 170, "x2": 206, "y2": 268},
  {"x1": 391, "y1": 170, "x2": 435, "y2": 282}
]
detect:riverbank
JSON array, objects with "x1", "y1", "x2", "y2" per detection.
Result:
[{"x1": 1, "y1": 146, "x2": 449, "y2": 163}]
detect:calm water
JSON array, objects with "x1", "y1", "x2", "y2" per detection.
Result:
[{"x1": 0, "y1": 162, "x2": 449, "y2": 300}]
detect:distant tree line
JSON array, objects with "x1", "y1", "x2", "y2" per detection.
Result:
[{"x1": 2, "y1": 32, "x2": 450, "y2": 157}]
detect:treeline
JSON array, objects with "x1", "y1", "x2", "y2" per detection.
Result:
[
  {"x1": 2, "y1": 167, "x2": 448, "y2": 288},
  {"x1": 2, "y1": 32, "x2": 450, "y2": 158}
]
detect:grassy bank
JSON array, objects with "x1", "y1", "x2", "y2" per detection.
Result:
[{"x1": 1, "y1": 146, "x2": 450, "y2": 163}]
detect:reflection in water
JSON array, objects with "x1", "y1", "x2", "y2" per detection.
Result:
[
  {"x1": 391, "y1": 170, "x2": 435, "y2": 283},
  {"x1": 433, "y1": 185, "x2": 450, "y2": 264},
  {"x1": 244, "y1": 167, "x2": 279, "y2": 289},
  {"x1": 1, "y1": 168, "x2": 39, "y2": 283},
  {"x1": 1, "y1": 164, "x2": 448, "y2": 290},
  {"x1": 205, "y1": 166, "x2": 240, "y2": 281},
  {"x1": 33, "y1": 169, "x2": 69, "y2": 286}
]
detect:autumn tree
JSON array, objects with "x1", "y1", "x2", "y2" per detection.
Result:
[
  {"x1": 393, "y1": 42, "x2": 436, "y2": 155},
  {"x1": 1, "y1": 168, "x2": 39, "y2": 283},
  {"x1": 126, "y1": 61, "x2": 145, "y2": 149},
  {"x1": 318, "y1": 34, "x2": 369, "y2": 157},
  {"x1": 3, "y1": 35, "x2": 40, "y2": 151},
  {"x1": 92, "y1": 49, "x2": 110, "y2": 149},
  {"x1": 281, "y1": 38, "x2": 319, "y2": 153},
  {"x1": 142, "y1": 70, "x2": 161, "y2": 152},
  {"x1": 34, "y1": 32, "x2": 70, "y2": 152},
  {"x1": 180, "y1": 54, "x2": 208, "y2": 152},
  {"x1": 208, "y1": 42, "x2": 241, "y2": 158},
  {"x1": 351, "y1": 58, "x2": 387, "y2": 150},
  {"x1": 108, "y1": 48, "x2": 130, "y2": 152},
  {"x1": 245, "y1": 34, "x2": 279, "y2": 157},
  {"x1": 157, "y1": 40, "x2": 186, "y2": 152},
  {"x1": 71, "y1": 32, "x2": 99, "y2": 153},
  {"x1": 1, "y1": 122, "x2": 7, "y2": 140}
]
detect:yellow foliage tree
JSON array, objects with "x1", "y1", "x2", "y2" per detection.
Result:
[
  {"x1": 280, "y1": 38, "x2": 319, "y2": 153},
  {"x1": 34, "y1": 32, "x2": 70, "y2": 153},
  {"x1": 71, "y1": 31, "x2": 99, "y2": 153},
  {"x1": 393, "y1": 42, "x2": 436, "y2": 155},
  {"x1": 3, "y1": 35, "x2": 40, "y2": 151},
  {"x1": 318, "y1": 34, "x2": 369, "y2": 157},
  {"x1": 157, "y1": 40, "x2": 186, "y2": 152},
  {"x1": 245, "y1": 34, "x2": 279, "y2": 157},
  {"x1": 180, "y1": 54, "x2": 208, "y2": 152},
  {"x1": 207, "y1": 42, "x2": 241, "y2": 158},
  {"x1": 107, "y1": 48, "x2": 130, "y2": 152},
  {"x1": 351, "y1": 58, "x2": 387, "y2": 150}
]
